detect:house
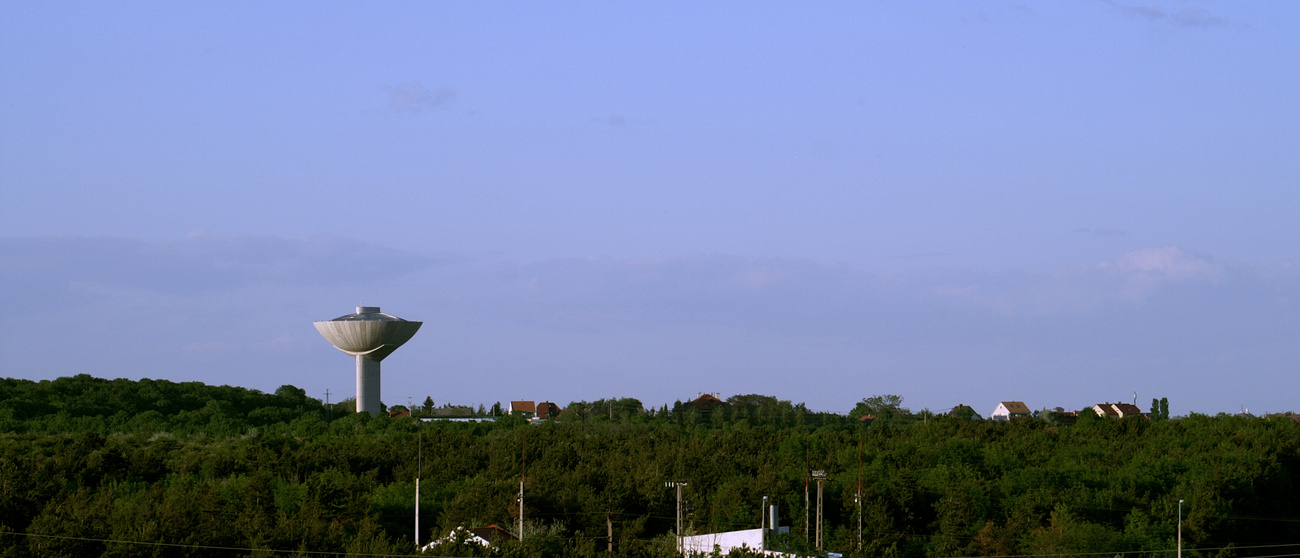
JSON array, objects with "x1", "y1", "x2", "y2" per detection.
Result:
[
  {"x1": 1092, "y1": 403, "x2": 1120, "y2": 418},
  {"x1": 688, "y1": 393, "x2": 729, "y2": 414},
  {"x1": 1092, "y1": 403, "x2": 1145, "y2": 419},
  {"x1": 535, "y1": 401, "x2": 562, "y2": 420},
  {"x1": 991, "y1": 401, "x2": 1032, "y2": 421},
  {"x1": 1113, "y1": 403, "x2": 1144, "y2": 418},
  {"x1": 466, "y1": 525, "x2": 517, "y2": 544},
  {"x1": 509, "y1": 401, "x2": 536, "y2": 418},
  {"x1": 1044, "y1": 407, "x2": 1078, "y2": 426},
  {"x1": 508, "y1": 400, "x2": 562, "y2": 421},
  {"x1": 949, "y1": 404, "x2": 982, "y2": 421}
]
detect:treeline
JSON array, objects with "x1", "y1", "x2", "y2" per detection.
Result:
[{"x1": 1, "y1": 376, "x2": 1299, "y2": 558}]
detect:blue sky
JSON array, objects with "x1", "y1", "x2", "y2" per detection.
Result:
[{"x1": 2, "y1": 1, "x2": 1298, "y2": 415}]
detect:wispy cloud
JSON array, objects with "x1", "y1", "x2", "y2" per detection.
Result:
[
  {"x1": 3, "y1": 239, "x2": 1297, "y2": 415},
  {"x1": 0, "y1": 235, "x2": 466, "y2": 314},
  {"x1": 587, "y1": 115, "x2": 655, "y2": 129},
  {"x1": 1103, "y1": 246, "x2": 1219, "y2": 281},
  {"x1": 1076, "y1": 227, "x2": 1128, "y2": 237},
  {"x1": 1094, "y1": 0, "x2": 1234, "y2": 28},
  {"x1": 386, "y1": 81, "x2": 456, "y2": 115}
]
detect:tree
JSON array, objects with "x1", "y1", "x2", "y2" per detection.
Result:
[{"x1": 850, "y1": 395, "x2": 908, "y2": 421}]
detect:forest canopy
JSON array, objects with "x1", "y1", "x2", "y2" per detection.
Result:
[{"x1": 1, "y1": 375, "x2": 1298, "y2": 558}]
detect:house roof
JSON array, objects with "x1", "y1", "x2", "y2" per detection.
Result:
[
  {"x1": 688, "y1": 393, "x2": 729, "y2": 411},
  {"x1": 1113, "y1": 403, "x2": 1143, "y2": 416},
  {"x1": 510, "y1": 401, "x2": 536, "y2": 413},
  {"x1": 1094, "y1": 403, "x2": 1120, "y2": 416},
  {"x1": 469, "y1": 525, "x2": 517, "y2": 543},
  {"x1": 1000, "y1": 401, "x2": 1032, "y2": 415},
  {"x1": 535, "y1": 401, "x2": 561, "y2": 419}
]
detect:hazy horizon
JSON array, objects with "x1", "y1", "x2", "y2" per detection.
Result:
[{"x1": 4, "y1": 2, "x2": 1298, "y2": 416}]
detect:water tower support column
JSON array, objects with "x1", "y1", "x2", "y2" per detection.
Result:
[{"x1": 357, "y1": 356, "x2": 381, "y2": 415}]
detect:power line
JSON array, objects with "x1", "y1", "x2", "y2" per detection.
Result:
[{"x1": 3, "y1": 531, "x2": 476, "y2": 557}]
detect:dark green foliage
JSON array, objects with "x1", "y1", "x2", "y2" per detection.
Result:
[{"x1": 2, "y1": 377, "x2": 1299, "y2": 558}]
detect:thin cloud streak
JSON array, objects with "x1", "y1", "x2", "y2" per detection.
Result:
[{"x1": 2, "y1": 237, "x2": 1297, "y2": 415}]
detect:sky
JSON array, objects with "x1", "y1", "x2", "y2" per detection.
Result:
[{"x1": 2, "y1": 1, "x2": 1298, "y2": 416}]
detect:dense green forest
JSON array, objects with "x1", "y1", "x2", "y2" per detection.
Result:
[{"x1": 1, "y1": 375, "x2": 1298, "y2": 558}]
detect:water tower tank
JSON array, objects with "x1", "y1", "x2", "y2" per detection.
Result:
[{"x1": 314, "y1": 306, "x2": 422, "y2": 415}]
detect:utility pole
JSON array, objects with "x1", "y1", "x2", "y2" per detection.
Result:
[
  {"x1": 414, "y1": 426, "x2": 422, "y2": 549},
  {"x1": 857, "y1": 437, "x2": 863, "y2": 550},
  {"x1": 666, "y1": 481, "x2": 687, "y2": 555},
  {"x1": 519, "y1": 434, "x2": 526, "y2": 541},
  {"x1": 804, "y1": 433, "x2": 810, "y2": 542},
  {"x1": 813, "y1": 470, "x2": 827, "y2": 550},
  {"x1": 1178, "y1": 499, "x2": 1184, "y2": 558}
]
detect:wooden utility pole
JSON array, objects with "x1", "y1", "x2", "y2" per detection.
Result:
[
  {"x1": 519, "y1": 434, "x2": 526, "y2": 540},
  {"x1": 804, "y1": 434, "x2": 810, "y2": 541},
  {"x1": 857, "y1": 436, "x2": 863, "y2": 550},
  {"x1": 813, "y1": 469, "x2": 827, "y2": 550},
  {"x1": 666, "y1": 481, "x2": 687, "y2": 555}
]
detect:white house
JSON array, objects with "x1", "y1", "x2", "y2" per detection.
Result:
[{"x1": 990, "y1": 401, "x2": 1032, "y2": 421}]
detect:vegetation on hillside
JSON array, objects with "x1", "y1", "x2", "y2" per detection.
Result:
[{"x1": 1, "y1": 375, "x2": 1297, "y2": 558}]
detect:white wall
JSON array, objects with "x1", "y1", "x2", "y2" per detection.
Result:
[{"x1": 681, "y1": 528, "x2": 765, "y2": 555}]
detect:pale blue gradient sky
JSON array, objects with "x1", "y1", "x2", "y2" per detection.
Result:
[{"x1": 2, "y1": 2, "x2": 1298, "y2": 415}]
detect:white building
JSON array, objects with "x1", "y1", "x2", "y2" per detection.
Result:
[
  {"x1": 681, "y1": 527, "x2": 794, "y2": 556},
  {"x1": 990, "y1": 401, "x2": 1032, "y2": 421}
]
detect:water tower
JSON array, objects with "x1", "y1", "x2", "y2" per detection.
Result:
[{"x1": 314, "y1": 306, "x2": 422, "y2": 415}]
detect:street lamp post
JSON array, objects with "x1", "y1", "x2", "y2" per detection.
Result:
[{"x1": 1178, "y1": 499, "x2": 1184, "y2": 558}]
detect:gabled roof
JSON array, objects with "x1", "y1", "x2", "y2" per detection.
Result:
[
  {"x1": 1113, "y1": 403, "x2": 1143, "y2": 417},
  {"x1": 949, "y1": 405, "x2": 982, "y2": 420},
  {"x1": 1093, "y1": 403, "x2": 1120, "y2": 417},
  {"x1": 1000, "y1": 401, "x2": 1032, "y2": 415},
  {"x1": 510, "y1": 401, "x2": 536, "y2": 413},
  {"x1": 535, "y1": 401, "x2": 561, "y2": 419},
  {"x1": 688, "y1": 393, "x2": 729, "y2": 411},
  {"x1": 469, "y1": 525, "x2": 517, "y2": 543}
]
